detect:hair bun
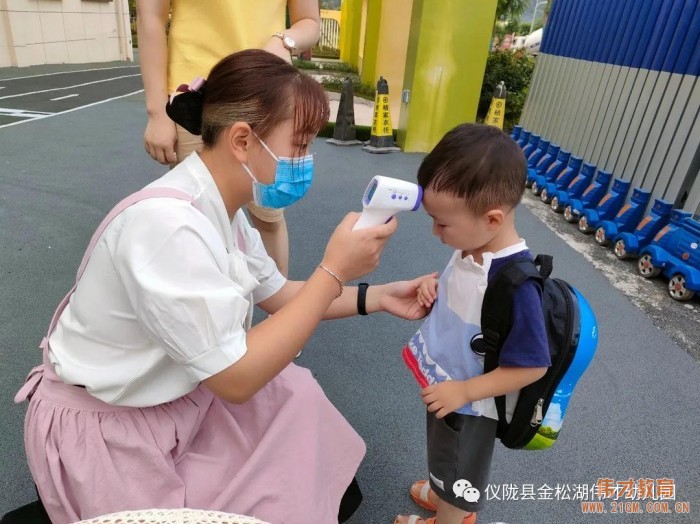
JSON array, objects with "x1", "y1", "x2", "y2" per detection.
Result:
[{"x1": 165, "y1": 82, "x2": 206, "y2": 135}]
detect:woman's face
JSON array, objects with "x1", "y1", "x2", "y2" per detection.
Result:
[{"x1": 248, "y1": 119, "x2": 313, "y2": 185}]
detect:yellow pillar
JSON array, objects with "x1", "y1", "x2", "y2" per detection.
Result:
[
  {"x1": 360, "y1": 0, "x2": 412, "y2": 126},
  {"x1": 397, "y1": 0, "x2": 498, "y2": 152},
  {"x1": 357, "y1": 0, "x2": 368, "y2": 72},
  {"x1": 359, "y1": 0, "x2": 382, "y2": 87},
  {"x1": 339, "y1": 0, "x2": 362, "y2": 68}
]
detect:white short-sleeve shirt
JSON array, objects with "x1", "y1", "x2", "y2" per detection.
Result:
[{"x1": 48, "y1": 153, "x2": 286, "y2": 407}]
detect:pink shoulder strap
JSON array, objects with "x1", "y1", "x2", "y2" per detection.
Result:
[{"x1": 44, "y1": 188, "x2": 198, "y2": 341}]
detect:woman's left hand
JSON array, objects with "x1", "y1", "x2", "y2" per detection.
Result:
[{"x1": 376, "y1": 273, "x2": 438, "y2": 320}]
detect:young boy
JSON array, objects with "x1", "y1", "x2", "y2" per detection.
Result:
[{"x1": 396, "y1": 124, "x2": 551, "y2": 524}]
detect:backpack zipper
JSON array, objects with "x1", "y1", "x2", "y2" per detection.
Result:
[
  {"x1": 514, "y1": 279, "x2": 576, "y2": 447},
  {"x1": 530, "y1": 398, "x2": 544, "y2": 426}
]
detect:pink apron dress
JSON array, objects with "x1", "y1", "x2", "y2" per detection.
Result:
[{"x1": 15, "y1": 188, "x2": 366, "y2": 524}]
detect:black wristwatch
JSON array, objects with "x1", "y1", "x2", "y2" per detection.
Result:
[{"x1": 357, "y1": 283, "x2": 369, "y2": 316}]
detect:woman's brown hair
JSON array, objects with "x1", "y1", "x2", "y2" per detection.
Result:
[{"x1": 201, "y1": 49, "x2": 329, "y2": 152}]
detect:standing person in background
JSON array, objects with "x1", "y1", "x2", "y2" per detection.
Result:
[{"x1": 137, "y1": 0, "x2": 321, "y2": 276}]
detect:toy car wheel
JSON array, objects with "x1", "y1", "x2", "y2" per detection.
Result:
[
  {"x1": 594, "y1": 227, "x2": 609, "y2": 246},
  {"x1": 578, "y1": 215, "x2": 592, "y2": 233},
  {"x1": 531, "y1": 181, "x2": 540, "y2": 195},
  {"x1": 551, "y1": 196, "x2": 562, "y2": 213},
  {"x1": 564, "y1": 206, "x2": 578, "y2": 223},
  {"x1": 614, "y1": 239, "x2": 629, "y2": 259},
  {"x1": 525, "y1": 180, "x2": 533, "y2": 188},
  {"x1": 637, "y1": 254, "x2": 660, "y2": 278},
  {"x1": 540, "y1": 188, "x2": 549, "y2": 203},
  {"x1": 668, "y1": 274, "x2": 695, "y2": 301}
]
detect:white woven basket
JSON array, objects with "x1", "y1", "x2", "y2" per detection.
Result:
[{"x1": 73, "y1": 508, "x2": 270, "y2": 524}]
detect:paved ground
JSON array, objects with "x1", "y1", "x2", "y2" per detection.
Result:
[
  {"x1": 1, "y1": 62, "x2": 699, "y2": 523},
  {"x1": 0, "y1": 65, "x2": 142, "y2": 128},
  {"x1": 0, "y1": 61, "x2": 374, "y2": 129}
]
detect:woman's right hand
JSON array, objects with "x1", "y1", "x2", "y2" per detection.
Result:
[
  {"x1": 321, "y1": 212, "x2": 398, "y2": 282},
  {"x1": 144, "y1": 111, "x2": 178, "y2": 165}
]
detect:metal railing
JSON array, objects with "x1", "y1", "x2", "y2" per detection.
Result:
[{"x1": 319, "y1": 16, "x2": 340, "y2": 49}]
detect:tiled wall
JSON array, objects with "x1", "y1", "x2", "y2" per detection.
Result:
[
  {"x1": 0, "y1": 0, "x2": 133, "y2": 67},
  {"x1": 519, "y1": 0, "x2": 700, "y2": 213}
]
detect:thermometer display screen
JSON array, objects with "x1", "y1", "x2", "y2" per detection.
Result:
[{"x1": 364, "y1": 180, "x2": 378, "y2": 204}]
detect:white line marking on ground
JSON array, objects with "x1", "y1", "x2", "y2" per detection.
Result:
[
  {"x1": 0, "y1": 87, "x2": 5, "y2": 90},
  {"x1": 50, "y1": 93, "x2": 79, "y2": 101},
  {"x1": 0, "y1": 66, "x2": 140, "y2": 82},
  {"x1": 0, "y1": 74, "x2": 141, "y2": 100},
  {"x1": 0, "y1": 90, "x2": 144, "y2": 129},
  {"x1": 0, "y1": 108, "x2": 54, "y2": 118}
]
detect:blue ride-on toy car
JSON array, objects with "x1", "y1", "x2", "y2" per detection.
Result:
[
  {"x1": 517, "y1": 130, "x2": 531, "y2": 148},
  {"x1": 511, "y1": 125, "x2": 522, "y2": 141},
  {"x1": 594, "y1": 188, "x2": 651, "y2": 246},
  {"x1": 578, "y1": 179, "x2": 631, "y2": 234},
  {"x1": 564, "y1": 170, "x2": 613, "y2": 223},
  {"x1": 550, "y1": 163, "x2": 597, "y2": 213},
  {"x1": 612, "y1": 199, "x2": 674, "y2": 259},
  {"x1": 526, "y1": 143, "x2": 560, "y2": 188},
  {"x1": 527, "y1": 139, "x2": 551, "y2": 170},
  {"x1": 531, "y1": 150, "x2": 571, "y2": 195},
  {"x1": 638, "y1": 216, "x2": 700, "y2": 301},
  {"x1": 523, "y1": 134, "x2": 541, "y2": 158},
  {"x1": 539, "y1": 155, "x2": 582, "y2": 204}
]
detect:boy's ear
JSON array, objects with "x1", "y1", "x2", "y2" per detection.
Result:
[{"x1": 485, "y1": 209, "x2": 505, "y2": 228}]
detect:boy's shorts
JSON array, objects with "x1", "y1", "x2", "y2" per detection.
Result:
[{"x1": 426, "y1": 410, "x2": 497, "y2": 512}]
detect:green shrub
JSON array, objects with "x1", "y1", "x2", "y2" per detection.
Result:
[
  {"x1": 318, "y1": 122, "x2": 397, "y2": 142},
  {"x1": 517, "y1": 22, "x2": 533, "y2": 35},
  {"x1": 320, "y1": 76, "x2": 376, "y2": 101},
  {"x1": 130, "y1": 20, "x2": 138, "y2": 48},
  {"x1": 293, "y1": 59, "x2": 358, "y2": 74},
  {"x1": 312, "y1": 45, "x2": 340, "y2": 59},
  {"x1": 478, "y1": 49, "x2": 535, "y2": 132}
]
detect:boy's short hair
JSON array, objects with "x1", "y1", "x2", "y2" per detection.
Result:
[{"x1": 417, "y1": 123, "x2": 527, "y2": 215}]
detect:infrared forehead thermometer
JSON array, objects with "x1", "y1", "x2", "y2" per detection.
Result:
[{"x1": 352, "y1": 175, "x2": 423, "y2": 230}]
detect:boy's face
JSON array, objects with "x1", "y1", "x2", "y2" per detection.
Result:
[{"x1": 422, "y1": 188, "x2": 500, "y2": 253}]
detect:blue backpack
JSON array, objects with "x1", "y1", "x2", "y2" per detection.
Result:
[{"x1": 476, "y1": 255, "x2": 598, "y2": 450}]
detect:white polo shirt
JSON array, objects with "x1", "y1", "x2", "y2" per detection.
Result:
[{"x1": 48, "y1": 153, "x2": 286, "y2": 407}]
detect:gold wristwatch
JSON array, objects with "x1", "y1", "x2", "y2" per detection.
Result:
[{"x1": 272, "y1": 32, "x2": 297, "y2": 53}]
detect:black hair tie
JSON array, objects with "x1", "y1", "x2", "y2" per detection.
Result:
[{"x1": 165, "y1": 77, "x2": 207, "y2": 136}]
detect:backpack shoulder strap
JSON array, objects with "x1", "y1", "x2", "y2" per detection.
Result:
[
  {"x1": 45, "y1": 188, "x2": 199, "y2": 343},
  {"x1": 481, "y1": 255, "x2": 548, "y2": 435},
  {"x1": 75, "y1": 188, "x2": 198, "y2": 282},
  {"x1": 481, "y1": 257, "x2": 544, "y2": 364}
]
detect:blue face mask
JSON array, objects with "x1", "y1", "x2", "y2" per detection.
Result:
[{"x1": 242, "y1": 134, "x2": 314, "y2": 209}]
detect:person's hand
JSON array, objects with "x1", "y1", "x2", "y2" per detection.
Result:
[
  {"x1": 416, "y1": 274, "x2": 439, "y2": 309},
  {"x1": 376, "y1": 273, "x2": 438, "y2": 320},
  {"x1": 321, "y1": 213, "x2": 397, "y2": 283},
  {"x1": 144, "y1": 111, "x2": 177, "y2": 165},
  {"x1": 421, "y1": 380, "x2": 471, "y2": 419},
  {"x1": 262, "y1": 37, "x2": 293, "y2": 64}
]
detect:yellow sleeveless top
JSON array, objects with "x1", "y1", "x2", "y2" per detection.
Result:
[{"x1": 167, "y1": 0, "x2": 287, "y2": 91}]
